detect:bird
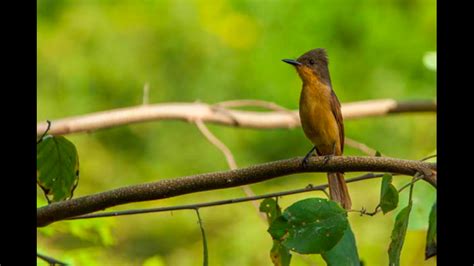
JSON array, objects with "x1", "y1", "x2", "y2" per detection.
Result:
[{"x1": 282, "y1": 48, "x2": 352, "y2": 210}]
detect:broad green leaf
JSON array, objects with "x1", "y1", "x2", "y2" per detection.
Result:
[
  {"x1": 380, "y1": 174, "x2": 399, "y2": 214},
  {"x1": 388, "y1": 204, "x2": 412, "y2": 266},
  {"x1": 268, "y1": 198, "x2": 348, "y2": 254},
  {"x1": 260, "y1": 198, "x2": 282, "y2": 224},
  {"x1": 262, "y1": 199, "x2": 292, "y2": 265},
  {"x1": 425, "y1": 202, "x2": 437, "y2": 259},
  {"x1": 270, "y1": 240, "x2": 292, "y2": 266},
  {"x1": 322, "y1": 225, "x2": 360, "y2": 266},
  {"x1": 268, "y1": 215, "x2": 289, "y2": 240},
  {"x1": 37, "y1": 135, "x2": 79, "y2": 202}
]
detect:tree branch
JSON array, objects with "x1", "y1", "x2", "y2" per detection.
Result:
[
  {"x1": 37, "y1": 156, "x2": 436, "y2": 227},
  {"x1": 68, "y1": 173, "x2": 382, "y2": 220},
  {"x1": 36, "y1": 99, "x2": 436, "y2": 136},
  {"x1": 37, "y1": 253, "x2": 67, "y2": 265}
]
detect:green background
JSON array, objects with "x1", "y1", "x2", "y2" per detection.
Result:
[{"x1": 37, "y1": 0, "x2": 436, "y2": 265}]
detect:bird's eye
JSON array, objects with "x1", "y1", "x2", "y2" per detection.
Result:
[{"x1": 309, "y1": 59, "x2": 315, "y2": 65}]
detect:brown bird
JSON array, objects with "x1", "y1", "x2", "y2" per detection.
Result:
[{"x1": 282, "y1": 48, "x2": 352, "y2": 210}]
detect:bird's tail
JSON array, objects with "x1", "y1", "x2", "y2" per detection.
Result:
[{"x1": 327, "y1": 172, "x2": 352, "y2": 210}]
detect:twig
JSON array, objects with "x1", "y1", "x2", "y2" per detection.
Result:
[
  {"x1": 37, "y1": 253, "x2": 67, "y2": 266},
  {"x1": 345, "y1": 137, "x2": 381, "y2": 156},
  {"x1": 37, "y1": 120, "x2": 51, "y2": 144},
  {"x1": 195, "y1": 120, "x2": 238, "y2": 169},
  {"x1": 37, "y1": 156, "x2": 436, "y2": 227},
  {"x1": 398, "y1": 176, "x2": 423, "y2": 193},
  {"x1": 408, "y1": 173, "x2": 421, "y2": 205},
  {"x1": 36, "y1": 99, "x2": 436, "y2": 136},
  {"x1": 214, "y1": 99, "x2": 292, "y2": 112},
  {"x1": 213, "y1": 99, "x2": 300, "y2": 123},
  {"x1": 68, "y1": 173, "x2": 382, "y2": 220},
  {"x1": 349, "y1": 205, "x2": 382, "y2": 217},
  {"x1": 195, "y1": 209, "x2": 208, "y2": 266},
  {"x1": 194, "y1": 119, "x2": 264, "y2": 219},
  {"x1": 420, "y1": 154, "x2": 437, "y2": 161}
]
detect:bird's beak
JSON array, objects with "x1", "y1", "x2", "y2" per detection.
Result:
[{"x1": 282, "y1": 59, "x2": 302, "y2": 66}]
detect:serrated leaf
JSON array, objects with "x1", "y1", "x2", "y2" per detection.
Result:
[
  {"x1": 270, "y1": 240, "x2": 292, "y2": 266},
  {"x1": 388, "y1": 204, "x2": 412, "y2": 266},
  {"x1": 37, "y1": 135, "x2": 79, "y2": 202},
  {"x1": 260, "y1": 198, "x2": 282, "y2": 224},
  {"x1": 425, "y1": 202, "x2": 436, "y2": 259},
  {"x1": 322, "y1": 225, "x2": 360, "y2": 266},
  {"x1": 268, "y1": 198, "x2": 348, "y2": 254},
  {"x1": 380, "y1": 174, "x2": 399, "y2": 214}
]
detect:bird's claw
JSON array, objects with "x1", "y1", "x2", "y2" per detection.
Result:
[
  {"x1": 301, "y1": 157, "x2": 310, "y2": 168},
  {"x1": 323, "y1": 154, "x2": 333, "y2": 164}
]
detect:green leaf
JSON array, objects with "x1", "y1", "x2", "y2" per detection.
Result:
[
  {"x1": 375, "y1": 151, "x2": 382, "y2": 157},
  {"x1": 268, "y1": 215, "x2": 289, "y2": 240},
  {"x1": 270, "y1": 240, "x2": 292, "y2": 266},
  {"x1": 260, "y1": 198, "x2": 282, "y2": 224},
  {"x1": 425, "y1": 202, "x2": 437, "y2": 259},
  {"x1": 268, "y1": 198, "x2": 348, "y2": 254},
  {"x1": 380, "y1": 174, "x2": 399, "y2": 214},
  {"x1": 388, "y1": 204, "x2": 412, "y2": 266},
  {"x1": 322, "y1": 225, "x2": 360, "y2": 266},
  {"x1": 261, "y1": 199, "x2": 292, "y2": 266},
  {"x1": 37, "y1": 135, "x2": 79, "y2": 202}
]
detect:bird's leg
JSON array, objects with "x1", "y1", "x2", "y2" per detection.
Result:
[
  {"x1": 302, "y1": 146, "x2": 317, "y2": 168},
  {"x1": 322, "y1": 143, "x2": 337, "y2": 164}
]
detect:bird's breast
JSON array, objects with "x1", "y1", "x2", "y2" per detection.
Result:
[{"x1": 299, "y1": 83, "x2": 339, "y2": 153}]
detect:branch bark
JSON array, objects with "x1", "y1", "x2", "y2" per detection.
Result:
[
  {"x1": 37, "y1": 99, "x2": 436, "y2": 136},
  {"x1": 37, "y1": 156, "x2": 436, "y2": 227},
  {"x1": 68, "y1": 173, "x2": 382, "y2": 220}
]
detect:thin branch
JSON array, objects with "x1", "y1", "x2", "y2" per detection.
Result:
[
  {"x1": 68, "y1": 173, "x2": 382, "y2": 220},
  {"x1": 195, "y1": 120, "x2": 238, "y2": 170},
  {"x1": 420, "y1": 154, "x2": 437, "y2": 161},
  {"x1": 194, "y1": 119, "x2": 264, "y2": 219},
  {"x1": 37, "y1": 253, "x2": 67, "y2": 266},
  {"x1": 37, "y1": 99, "x2": 436, "y2": 136},
  {"x1": 348, "y1": 206, "x2": 381, "y2": 217},
  {"x1": 195, "y1": 209, "x2": 208, "y2": 266},
  {"x1": 408, "y1": 173, "x2": 421, "y2": 205},
  {"x1": 37, "y1": 156, "x2": 436, "y2": 227},
  {"x1": 213, "y1": 99, "x2": 294, "y2": 112},
  {"x1": 344, "y1": 137, "x2": 381, "y2": 156},
  {"x1": 37, "y1": 120, "x2": 51, "y2": 144},
  {"x1": 398, "y1": 176, "x2": 423, "y2": 193}
]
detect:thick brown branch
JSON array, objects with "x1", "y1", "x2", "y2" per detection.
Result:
[
  {"x1": 37, "y1": 156, "x2": 436, "y2": 227},
  {"x1": 69, "y1": 173, "x2": 382, "y2": 220},
  {"x1": 37, "y1": 99, "x2": 436, "y2": 136}
]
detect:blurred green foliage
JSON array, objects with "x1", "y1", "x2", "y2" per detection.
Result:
[{"x1": 37, "y1": 0, "x2": 436, "y2": 265}]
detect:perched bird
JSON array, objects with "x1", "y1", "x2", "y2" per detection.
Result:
[{"x1": 282, "y1": 48, "x2": 352, "y2": 209}]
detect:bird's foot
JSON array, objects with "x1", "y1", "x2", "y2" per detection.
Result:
[
  {"x1": 323, "y1": 154, "x2": 334, "y2": 164},
  {"x1": 301, "y1": 146, "x2": 316, "y2": 169},
  {"x1": 302, "y1": 156, "x2": 310, "y2": 168}
]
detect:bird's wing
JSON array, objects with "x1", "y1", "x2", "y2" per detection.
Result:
[{"x1": 330, "y1": 89, "x2": 344, "y2": 154}]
